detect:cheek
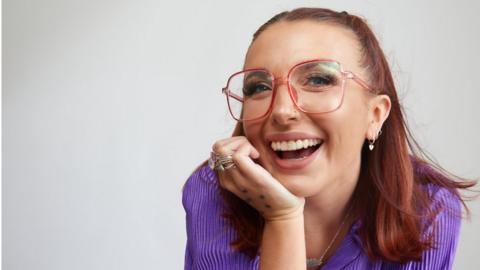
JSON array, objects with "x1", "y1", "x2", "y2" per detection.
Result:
[
  {"x1": 242, "y1": 121, "x2": 264, "y2": 148},
  {"x1": 318, "y1": 104, "x2": 369, "y2": 157},
  {"x1": 242, "y1": 122, "x2": 273, "y2": 168}
]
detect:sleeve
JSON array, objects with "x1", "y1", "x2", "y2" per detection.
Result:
[
  {"x1": 182, "y1": 168, "x2": 199, "y2": 270},
  {"x1": 392, "y1": 186, "x2": 462, "y2": 270},
  {"x1": 184, "y1": 244, "x2": 193, "y2": 270},
  {"x1": 181, "y1": 165, "x2": 260, "y2": 270}
]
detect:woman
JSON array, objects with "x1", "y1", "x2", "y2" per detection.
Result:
[{"x1": 182, "y1": 7, "x2": 477, "y2": 270}]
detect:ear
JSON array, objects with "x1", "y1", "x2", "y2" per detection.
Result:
[{"x1": 366, "y1": 94, "x2": 391, "y2": 140}]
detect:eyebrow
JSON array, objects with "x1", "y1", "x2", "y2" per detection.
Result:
[
  {"x1": 244, "y1": 71, "x2": 270, "y2": 81},
  {"x1": 295, "y1": 61, "x2": 339, "y2": 73}
]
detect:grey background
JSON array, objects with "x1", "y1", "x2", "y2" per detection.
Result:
[{"x1": 3, "y1": 0, "x2": 479, "y2": 269}]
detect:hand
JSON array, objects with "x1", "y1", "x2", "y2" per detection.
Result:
[{"x1": 212, "y1": 136, "x2": 305, "y2": 221}]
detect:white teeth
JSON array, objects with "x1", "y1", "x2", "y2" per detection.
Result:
[
  {"x1": 270, "y1": 139, "x2": 322, "y2": 151},
  {"x1": 288, "y1": 141, "x2": 296, "y2": 149},
  {"x1": 295, "y1": 140, "x2": 302, "y2": 149}
]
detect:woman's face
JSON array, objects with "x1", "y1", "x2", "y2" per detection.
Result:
[{"x1": 242, "y1": 20, "x2": 376, "y2": 198}]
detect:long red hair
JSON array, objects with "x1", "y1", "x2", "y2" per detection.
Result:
[{"x1": 195, "y1": 7, "x2": 477, "y2": 263}]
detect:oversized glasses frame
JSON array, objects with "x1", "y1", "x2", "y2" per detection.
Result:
[{"x1": 221, "y1": 59, "x2": 375, "y2": 122}]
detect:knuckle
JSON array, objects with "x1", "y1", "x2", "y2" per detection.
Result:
[
  {"x1": 212, "y1": 141, "x2": 222, "y2": 152},
  {"x1": 232, "y1": 152, "x2": 242, "y2": 161},
  {"x1": 236, "y1": 142, "x2": 248, "y2": 153},
  {"x1": 212, "y1": 143, "x2": 228, "y2": 155}
]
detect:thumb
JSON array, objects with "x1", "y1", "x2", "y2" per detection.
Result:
[{"x1": 250, "y1": 145, "x2": 260, "y2": 159}]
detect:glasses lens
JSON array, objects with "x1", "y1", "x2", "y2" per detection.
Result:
[
  {"x1": 226, "y1": 70, "x2": 273, "y2": 121},
  {"x1": 290, "y1": 61, "x2": 344, "y2": 113}
]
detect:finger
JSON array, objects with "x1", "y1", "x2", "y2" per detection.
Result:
[
  {"x1": 233, "y1": 142, "x2": 289, "y2": 194},
  {"x1": 226, "y1": 142, "x2": 259, "y2": 184},
  {"x1": 232, "y1": 142, "x2": 264, "y2": 179},
  {"x1": 230, "y1": 140, "x2": 260, "y2": 160},
  {"x1": 212, "y1": 136, "x2": 247, "y2": 155},
  {"x1": 221, "y1": 164, "x2": 251, "y2": 192}
]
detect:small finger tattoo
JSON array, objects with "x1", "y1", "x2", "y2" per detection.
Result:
[
  {"x1": 259, "y1": 195, "x2": 265, "y2": 200},
  {"x1": 264, "y1": 204, "x2": 271, "y2": 209}
]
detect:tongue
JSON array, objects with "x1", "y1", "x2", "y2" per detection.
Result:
[{"x1": 278, "y1": 145, "x2": 318, "y2": 159}]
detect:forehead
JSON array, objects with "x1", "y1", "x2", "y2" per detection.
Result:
[{"x1": 244, "y1": 20, "x2": 363, "y2": 75}]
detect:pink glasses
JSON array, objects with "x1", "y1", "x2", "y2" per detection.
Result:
[{"x1": 222, "y1": 59, "x2": 374, "y2": 122}]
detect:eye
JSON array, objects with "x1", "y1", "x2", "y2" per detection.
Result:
[
  {"x1": 243, "y1": 82, "x2": 271, "y2": 96},
  {"x1": 304, "y1": 73, "x2": 336, "y2": 87}
]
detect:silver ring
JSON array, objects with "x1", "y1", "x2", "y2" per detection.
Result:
[{"x1": 209, "y1": 151, "x2": 236, "y2": 171}]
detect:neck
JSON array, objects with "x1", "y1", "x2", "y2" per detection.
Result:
[
  {"x1": 304, "y1": 189, "x2": 357, "y2": 268},
  {"x1": 303, "y1": 182, "x2": 358, "y2": 266},
  {"x1": 303, "y1": 158, "x2": 362, "y2": 267},
  {"x1": 303, "y1": 162, "x2": 360, "y2": 235},
  {"x1": 304, "y1": 189, "x2": 356, "y2": 235}
]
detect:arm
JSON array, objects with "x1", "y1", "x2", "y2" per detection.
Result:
[
  {"x1": 212, "y1": 137, "x2": 306, "y2": 269},
  {"x1": 260, "y1": 213, "x2": 306, "y2": 269}
]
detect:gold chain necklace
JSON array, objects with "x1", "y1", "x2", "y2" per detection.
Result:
[{"x1": 306, "y1": 203, "x2": 354, "y2": 268}]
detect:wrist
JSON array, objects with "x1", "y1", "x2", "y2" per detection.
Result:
[{"x1": 264, "y1": 205, "x2": 304, "y2": 223}]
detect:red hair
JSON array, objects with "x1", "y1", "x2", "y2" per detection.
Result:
[{"x1": 197, "y1": 7, "x2": 478, "y2": 263}]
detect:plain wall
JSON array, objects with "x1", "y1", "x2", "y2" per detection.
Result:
[{"x1": 3, "y1": 0, "x2": 479, "y2": 269}]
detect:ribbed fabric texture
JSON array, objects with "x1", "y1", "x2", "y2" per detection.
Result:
[{"x1": 182, "y1": 165, "x2": 461, "y2": 270}]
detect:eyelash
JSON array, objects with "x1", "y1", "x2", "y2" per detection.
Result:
[
  {"x1": 303, "y1": 74, "x2": 337, "y2": 86},
  {"x1": 243, "y1": 82, "x2": 271, "y2": 96}
]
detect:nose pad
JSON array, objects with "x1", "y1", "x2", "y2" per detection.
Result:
[
  {"x1": 272, "y1": 84, "x2": 294, "y2": 107},
  {"x1": 270, "y1": 84, "x2": 299, "y2": 122}
]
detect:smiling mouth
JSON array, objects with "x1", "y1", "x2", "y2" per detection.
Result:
[{"x1": 270, "y1": 139, "x2": 323, "y2": 160}]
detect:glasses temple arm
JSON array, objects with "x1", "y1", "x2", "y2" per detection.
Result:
[
  {"x1": 343, "y1": 71, "x2": 374, "y2": 92},
  {"x1": 222, "y1": 87, "x2": 243, "y2": 102}
]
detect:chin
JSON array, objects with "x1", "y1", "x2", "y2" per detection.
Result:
[{"x1": 274, "y1": 173, "x2": 322, "y2": 197}]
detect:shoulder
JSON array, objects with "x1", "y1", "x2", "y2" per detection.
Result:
[
  {"x1": 422, "y1": 183, "x2": 462, "y2": 242},
  {"x1": 422, "y1": 183, "x2": 462, "y2": 224},
  {"x1": 408, "y1": 183, "x2": 462, "y2": 269},
  {"x1": 182, "y1": 164, "x2": 260, "y2": 269},
  {"x1": 423, "y1": 184, "x2": 462, "y2": 234},
  {"x1": 182, "y1": 164, "x2": 222, "y2": 214},
  {"x1": 414, "y1": 161, "x2": 462, "y2": 231},
  {"x1": 373, "y1": 184, "x2": 463, "y2": 269}
]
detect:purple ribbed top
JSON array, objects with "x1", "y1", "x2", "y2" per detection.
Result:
[{"x1": 182, "y1": 165, "x2": 461, "y2": 269}]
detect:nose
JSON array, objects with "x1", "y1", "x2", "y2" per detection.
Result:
[{"x1": 269, "y1": 81, "x2": 299, "y2": 125}]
